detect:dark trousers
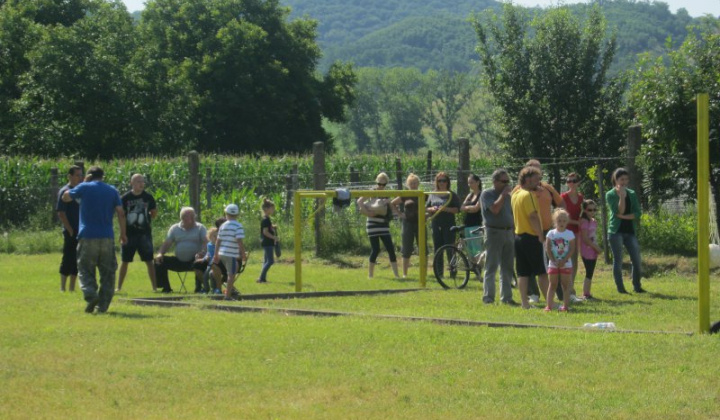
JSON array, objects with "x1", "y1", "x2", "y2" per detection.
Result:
[
  {"x1": 59, "y1": 231, "x2": 78, "y2": 276},
  {"x1": 154, "y1": 256, "x2": 202, "y2": 292},
  {"x1": 369, "y1": 235, "x2": 397, "y2": 263},
  {"x1": 432, "y1": 223, "x2": 456, "y2": 274}
]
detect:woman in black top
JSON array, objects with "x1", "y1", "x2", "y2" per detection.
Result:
[
  {"x1": 426, "y1": 172, "x2": 461, "y2": 276},
  {"x1": 461, "y1": 174, "x2": 483, "y2": 227}
]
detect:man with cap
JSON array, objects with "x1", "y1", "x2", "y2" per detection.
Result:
[
  {"x1": 154, "y1": 207, "x2": 207, "y2": 293},
  {"x1": 62, "y1": 166, "x2": 127, "y2": 313}
]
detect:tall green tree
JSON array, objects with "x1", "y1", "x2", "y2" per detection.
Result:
[
  {"x1": 629, "y1": 20, "x2": 720, "y2": 222},
  {"x1": 422, "y1": 70, "x2": 476, "y2": 154},
  {"x1": 473, "y1": 4, "x2": 626, "y2": 188},
  {"x1": 11, "y1": 0, "x2": 139, "y2": 157},
  {"x1": 136, "y1": 0, "x2": 355, "y2": 154}
]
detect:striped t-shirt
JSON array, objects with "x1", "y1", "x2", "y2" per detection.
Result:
[
  {"x1": 365, "y1": 199, "x2": 391, "y2": 237},
  {"x1": 217, "y1": 219, "x2": 245, "y2": 258}
]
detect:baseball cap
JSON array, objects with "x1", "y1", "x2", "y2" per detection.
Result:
[{"x1": 225, "y1": 204, "x2": 239, "y2": 215}]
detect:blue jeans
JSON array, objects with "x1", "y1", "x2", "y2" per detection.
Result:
[
  {"x1": 609, "y1": 232, "x2": 642, "y2": 291},
  {"x1": 259, "y1": 245, "x2": 274, "y2": 281}
]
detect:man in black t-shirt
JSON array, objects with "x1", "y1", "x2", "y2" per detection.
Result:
[
  {"x1": 56, "y1": 165, "x2": 83, "y2": 292},
  {"x1": 117, "y1": 174, "x2": 158, "y2": 292}
]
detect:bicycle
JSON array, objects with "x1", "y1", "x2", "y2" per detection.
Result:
[{"x1": 433, "y1": 225, "x2": 485, "y2": 289}]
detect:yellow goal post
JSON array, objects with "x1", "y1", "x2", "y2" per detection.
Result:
[{"x1": 293, "y1": 189, "x2": 452, "y2": 292}]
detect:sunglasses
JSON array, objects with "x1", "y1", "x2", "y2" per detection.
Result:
[
  {"x1": 585, "y1": 208, "x2": 596, "y2": 212},
  {"x1": 567, "y1": 179, "x2": 579, "y2": 183},
  {"x1": 376, "y1": 183, "x2": 387, "y2": 187},
  {"x1": 497, "y1": 179, "x2": 510, "y2": 184}
]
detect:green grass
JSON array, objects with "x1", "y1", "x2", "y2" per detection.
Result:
[{"x1": 2, "y1": 254, "x2": 720, "y2": 419}]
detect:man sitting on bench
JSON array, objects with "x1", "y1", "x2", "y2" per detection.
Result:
[{"x1": 154, "y1": 207, "x2": 207, "y2": 293}]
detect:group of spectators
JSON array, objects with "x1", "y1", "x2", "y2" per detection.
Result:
[
  {"x1": 358, "y1": 159, "x2": 645, "y2": 311},
  {"x1": 57, "y1": 165, "x2": 279, "y2": 313},
  {"x1": 56, "y1": 159, "x2": 643, "y2": 314}
]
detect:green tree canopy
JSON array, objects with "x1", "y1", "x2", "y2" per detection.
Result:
[
  {"x1": 629, "y1": 20, "x2": 720, "y2": 218},
  {"x1": 473, "y1": 4, "x2": 627, "y2": 187}
]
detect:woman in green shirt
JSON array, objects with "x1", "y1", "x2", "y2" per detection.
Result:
[{"x1": 605, "y1": 168, "x2": 645, "y2": 294}]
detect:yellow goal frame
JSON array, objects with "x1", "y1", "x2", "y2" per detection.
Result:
[{"x1": 293, "y1": 190, "x2": 451, "y2": 292}]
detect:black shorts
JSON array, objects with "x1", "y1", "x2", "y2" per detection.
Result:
[
  {"x1": 121, "y1": 234, "x2": 154, "y2": 262},
  {"x1": 515, "y1": 233, "x2": 547, "y2": 277}
]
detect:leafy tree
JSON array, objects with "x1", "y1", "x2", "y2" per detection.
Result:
[
  {"x1": 11, "y1": 0, "x2": 140, "y2": 157},
  {"x1": 473, "y1": 4, "x2": 626, "y2": 188},
  {"x1": 628, "y1": 20, "x2": 720, "y2": 224},
  {"x1": 135, "y1": 0, "x2": 355, "y2": 154},
  {"x1": 422, "y1": 70, "x2": 476, "y2": 154},
  {"x1": 339, "y1": 67, "x2": 428, "y2": 153}
]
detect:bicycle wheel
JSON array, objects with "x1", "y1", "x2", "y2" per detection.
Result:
[{"x1": 433, "y1": 245, "x2": 471, "y2": 289}]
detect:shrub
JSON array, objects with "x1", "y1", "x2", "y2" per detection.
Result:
[{"x1": 638, "y1": 208, "x2": 697, "y2": 255}]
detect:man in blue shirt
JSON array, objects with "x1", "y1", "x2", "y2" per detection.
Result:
[
  {"x1": 56, "y1": 165, "x2": 83, "y2": 292},
  {"x1": 63, "y1": 166, "x2": 127, "y2": 314}
]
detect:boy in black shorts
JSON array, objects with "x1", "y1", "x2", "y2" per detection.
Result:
[{"x1": 117, "y1": 174, "x2": 157, "y2": 292}]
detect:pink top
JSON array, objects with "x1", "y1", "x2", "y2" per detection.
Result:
[
  {"x1": 561, "y1": 191, "x2": 583, "y2": 234},
  {"x1": 579, "y1": 218, "x2": 599, "y2": 260}
]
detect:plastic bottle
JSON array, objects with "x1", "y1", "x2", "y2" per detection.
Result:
[{"x1": 583, "y1": 322, "x2": 616, "y2": 330}]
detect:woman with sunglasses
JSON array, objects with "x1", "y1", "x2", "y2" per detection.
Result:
[
  {"x1": 426, "y1": 172, "x2": 461, "y2": 276},
  {"x1": 357, "y1": 172, "x2": 399, "y2": 279},
  {"x1": 561, "y1": 173, "x2": 584, "y2": 302},
  {"x1": 606, "y1": 168, "x2": 645, "y2": 294}
]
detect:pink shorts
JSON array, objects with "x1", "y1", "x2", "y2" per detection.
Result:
[{"x1": 547, "y1": 267, "x2": 572, "y2": 275}]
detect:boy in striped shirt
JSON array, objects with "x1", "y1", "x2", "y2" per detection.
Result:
[{"x1": 213, "y1": 204, "x2": 247, "y2": 300}]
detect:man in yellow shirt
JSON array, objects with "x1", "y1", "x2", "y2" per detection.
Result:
[{"x1": 511, "y1": 166, "x2": 547, "y2": 309}]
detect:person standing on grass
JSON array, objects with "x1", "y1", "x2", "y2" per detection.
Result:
[
  {"x1": 544, "y1": 209, "x2": 575, "y2": 312},
  {"x1": 511, "y1": 166, "x2": 547, "y2": 309},
  {"x1": 357, "y1": 172, "x2": 399, "y2": 279},
  {"x1": 480, "y1": 169, "x2": 516, "y2": 305},
  {"x1": 427, "y1": 172, "x2": 461, "y2": 277},
  {"x1": 606, "y1": 168, "x2": 645, "y2": 294},
  {"x1": 154, "y1": 207, "x2": 207, "y2": 293},
  {"x1": 579, "y1": 199, "x2": 602, "y2": 299},
  {"x1": 116, "y1": 174, "x2": 157, "y2": 293},
  {"x1": 57, "y1": 165, "x2": 83, "y2": 292},
  {"x1": 561, "y1": 172, "x2": 584, "y2": 302},
  {"x1": 390, "y1": 173, "x2": 426, "y2": 278},
  {"x1": 461, "y1": 174, "x2": 483, "y2": 228},
  {"x1": 213, "y1": 204, "x2": 247, "y2": 300},
  {"x1": 63, "y1": 166, "x2": 126, "y2": 314},
  {"x1": 514, "y1": 159, "x2": 564, "y2": 303},
  {"x1": 257, "y1": 198, "x2": 278, "y2": 283}
]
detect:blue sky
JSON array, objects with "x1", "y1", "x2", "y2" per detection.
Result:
[{"x1": 121, "y1": 0, "x2": 719, "y2": 18}]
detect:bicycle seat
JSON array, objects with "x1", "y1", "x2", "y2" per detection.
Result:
[{"x1": 449, "y1": 225, "x2": 465, "y2": 233}]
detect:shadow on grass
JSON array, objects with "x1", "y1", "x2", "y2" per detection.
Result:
[
  {"x1": 105, "y1": 311, "x2": 162, "y2": 319},
  {"x1": 646, "y1": 292, "x2": 695, "y2": 302}
]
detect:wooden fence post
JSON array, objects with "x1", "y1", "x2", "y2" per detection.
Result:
[
  {"x1": 313, "y1": 142, "x2": 326, "y2": 255},
  {"x1": 395, "y1": 158, "x2": 403, "y2": 191},
  {"x1": 426, "y1": 150, "x2": 433, "y2": 183},
  {"x1": 285, "y1": 175, "x2": 293, "y2": 212},
  {"x1": 457, "y1": 138, "x2": 470, "y2": 199},
  {"x1": 74, "y1": 161, "x2": 85, "y2": 175},
  {"x1": 627, "y1": 125, "x2": 644, "y2": 209},
  {"x1": 597, "y1": 163, "x2": 610, "y2": 264},
  {"x1": 205, "y1": 167, "x2": 212, "y2": 216},
  {"x1": 188, "y1": 151, "x2": 200, "y2": 221},
  {"x1": 350, "y1": 166, "x2": 360, "y2": 212},
  {"x1": 50, "y1": 167, "x2": 59, "y2": 223}
]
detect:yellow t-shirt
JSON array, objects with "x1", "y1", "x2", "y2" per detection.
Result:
[{"x1": 511, "y1": 188, "x2": 539, "y2": 236}]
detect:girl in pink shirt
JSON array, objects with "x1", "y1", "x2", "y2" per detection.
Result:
[{"x1": 579, "y1": 200, "x2": 603, "y2": 299}]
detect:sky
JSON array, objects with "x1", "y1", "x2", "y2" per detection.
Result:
[{"x1": 121, "y1": 0, "x2": 720, "y2": 17}]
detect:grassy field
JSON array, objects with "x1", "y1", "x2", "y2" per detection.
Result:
[{"x1": 2, "y1": 253, "x2": 720, "y2": 419}]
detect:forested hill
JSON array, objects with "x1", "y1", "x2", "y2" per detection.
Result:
[{"x1": 282, "y1": 0, "x2": 697, "y2": 73}]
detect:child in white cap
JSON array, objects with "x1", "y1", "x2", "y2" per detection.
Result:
[{"x1": 213, "y1": 204, "x2": 247, "y2": 300}]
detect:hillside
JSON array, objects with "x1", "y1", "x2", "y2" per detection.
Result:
[{"x1": 283, "y1": 0, "x2": 698, "y2": 73}]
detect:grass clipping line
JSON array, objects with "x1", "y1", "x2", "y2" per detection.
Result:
[{"x1": 125, "y1": 294, "x2": 694, "y2": 336}]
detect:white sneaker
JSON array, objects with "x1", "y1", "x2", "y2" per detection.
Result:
[
  {"x1": 528, "y1": 294, "x2": 539, "y2": 304},
  {"x1": 570, "y1": 294, "x2": 584, "y2": 303}
]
